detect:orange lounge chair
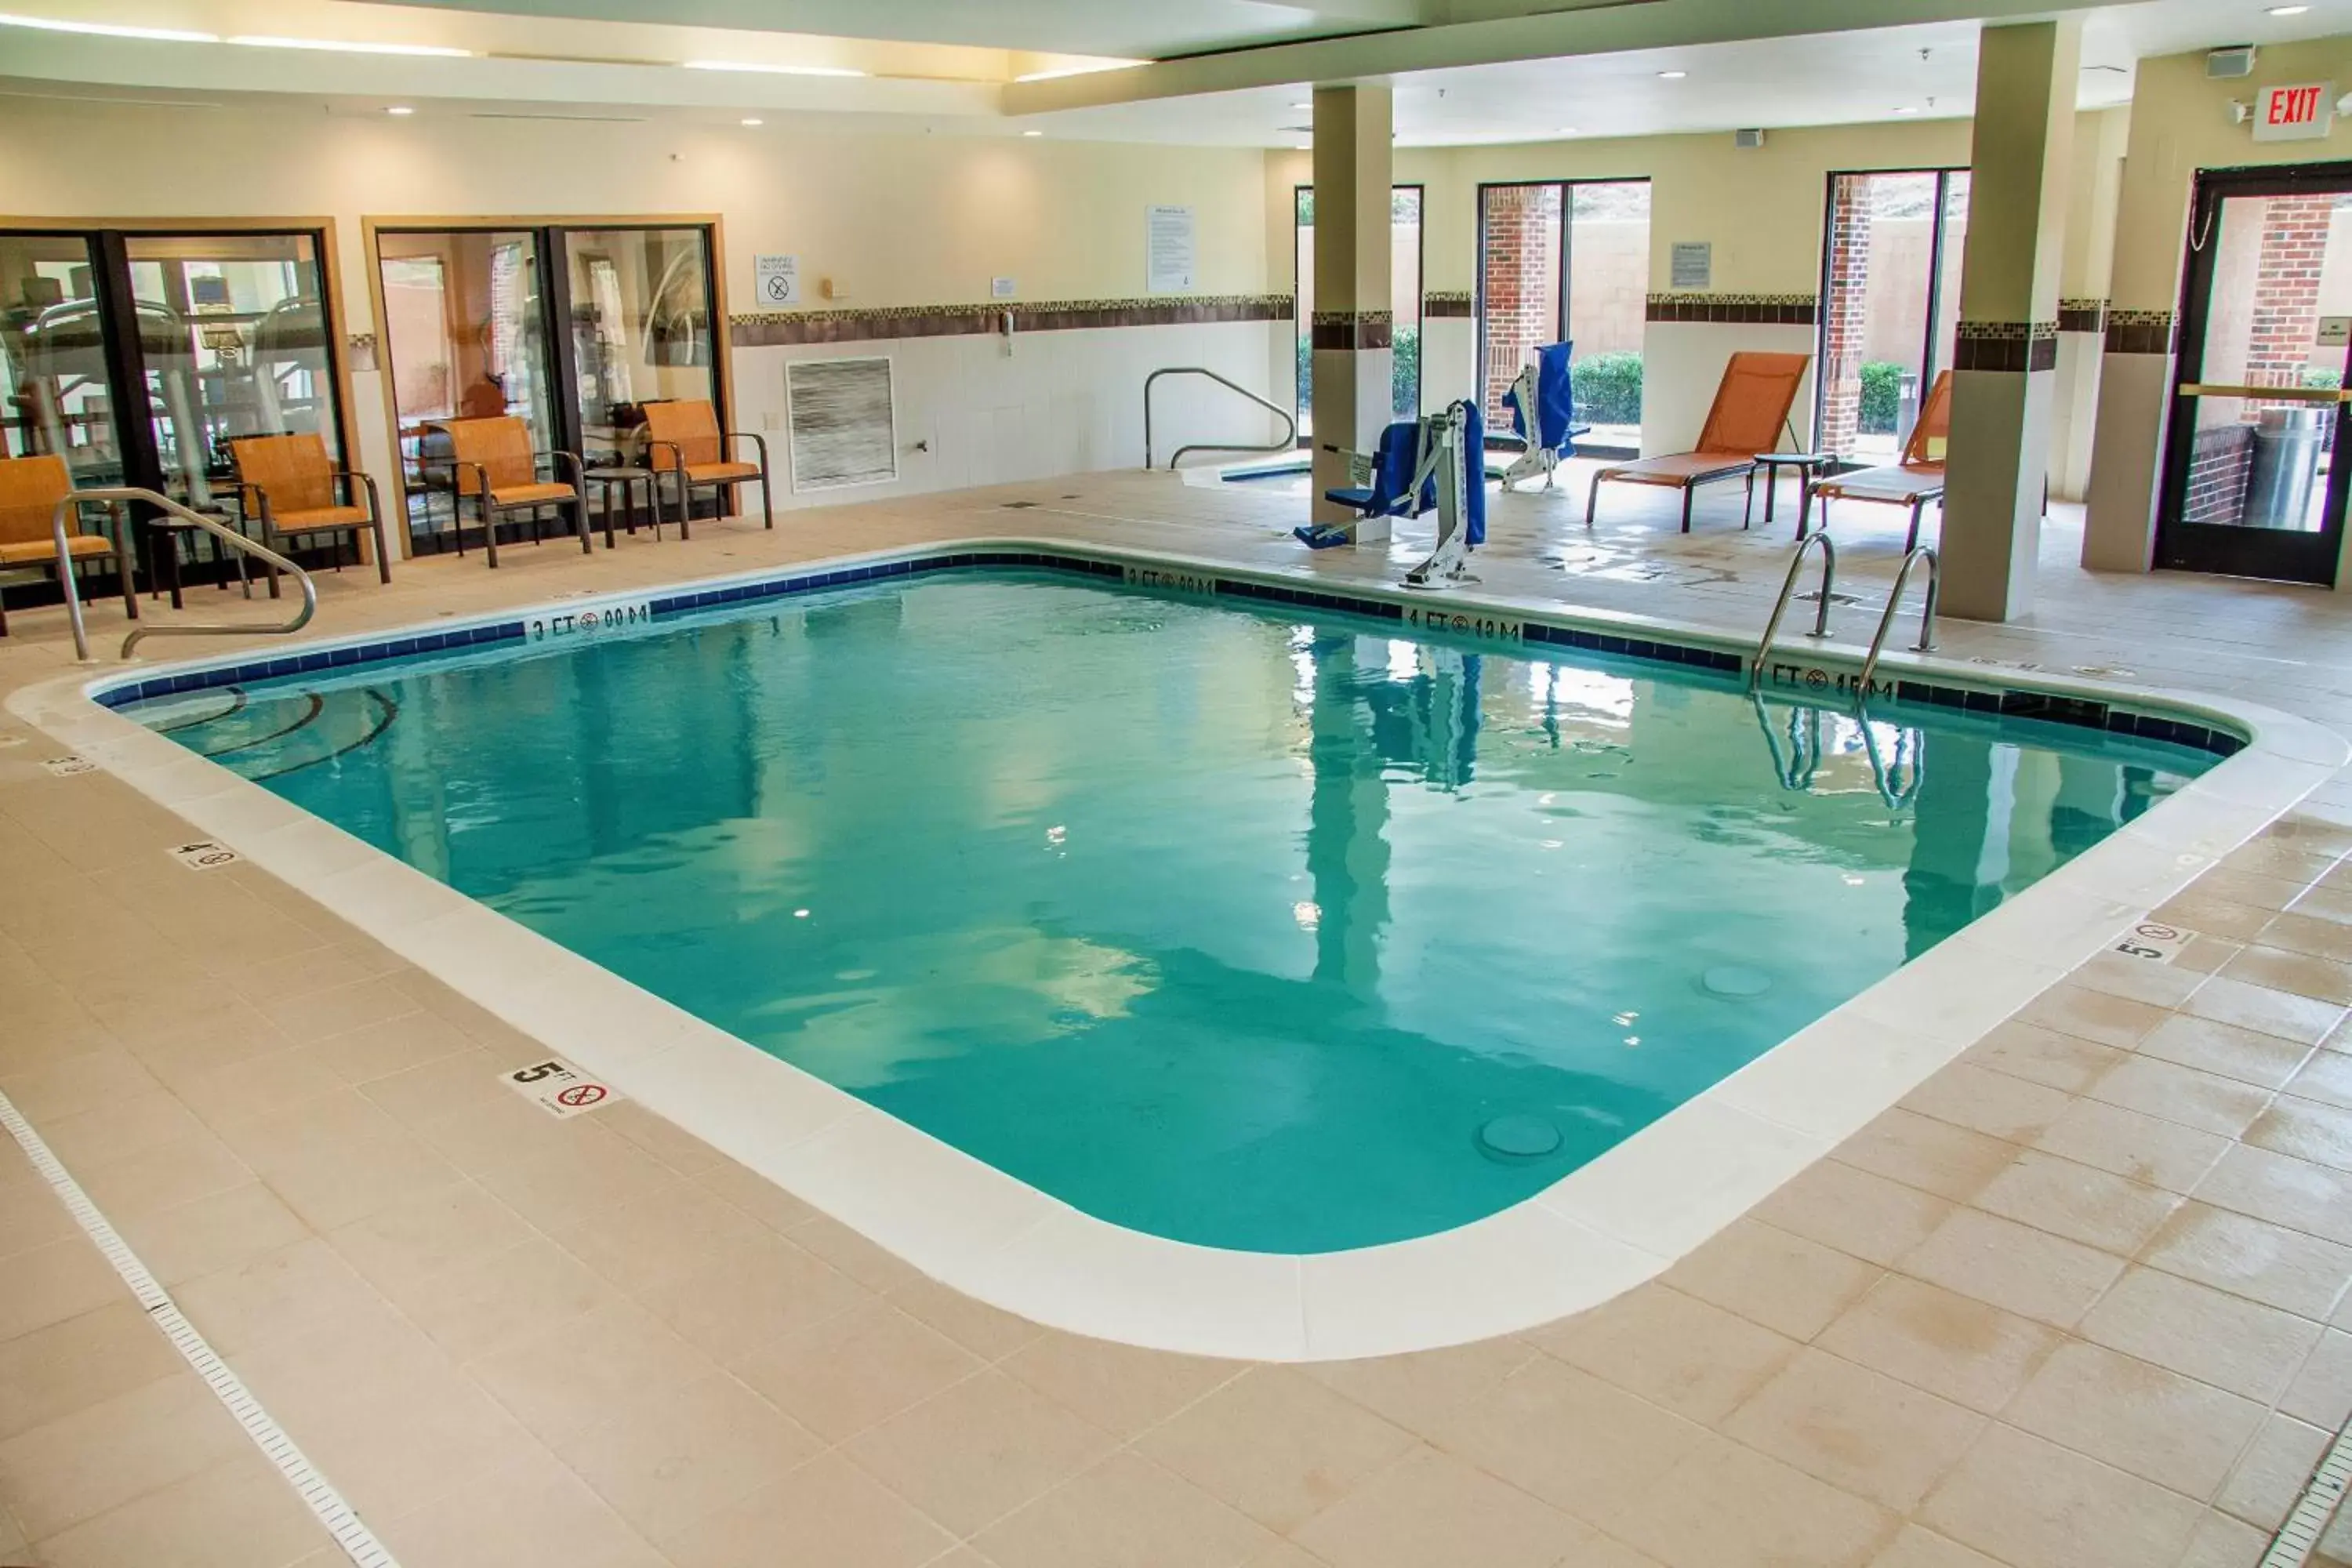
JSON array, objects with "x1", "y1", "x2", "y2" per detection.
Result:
[
  {"x1": 1584, "y1": 351, "x2": 1812, "y2": 532},
  {"x1": 428, "y1": 416, "x2": 588, "y2": 568},
  {"x1": 0, "y1": 452, "x2": 137, "y2": 640},
  {"x1": 641, "y1": 398, "x2": 771, "y2": 536},
  {"x1": 228, "y1": 433, "x2": 393, "y2": 592},
  {"x1": 1809, "y1": 371, "x2": 1951, "y2": 550}
]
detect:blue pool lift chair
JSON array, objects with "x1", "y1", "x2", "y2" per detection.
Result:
[
  {"x1": 1297, "y1": 417, "x2": 1428, "y2": 550},
  {"x1": 1500, "y1": 341, "x2": 1587, "y2": 492}
]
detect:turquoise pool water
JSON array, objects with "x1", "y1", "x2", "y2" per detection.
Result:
[{"x1": 124, "y1": 571, "x2": 2214, "y2": 1252}]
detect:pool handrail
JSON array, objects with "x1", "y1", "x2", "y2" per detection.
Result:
[
  {"x1": 1855, "y1": 545, "x2": 1941, "y2": 698},
  {"x1": 1748, "y1": 532, "x2": 1837, "y2": 690},
  {"x1": 53, "y1": 487, "x2": 316, "y2": 663}
]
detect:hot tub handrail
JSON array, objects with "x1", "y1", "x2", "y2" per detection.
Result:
[
  {"x1": 1144, "y1": 367, "x2": 1298, "y2": 470},
  {"x1": 52, "y1": 487, "x2": 316, "y2": 663},
  {"x1": 1748, "y1": 532, "x2": 1837, "y2": 691}
]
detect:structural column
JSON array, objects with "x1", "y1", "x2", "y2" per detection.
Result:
[
  {"x1": 1309, "y1": 82, "x2": 1395, "y2": 533},
  {"x1": 1940, "y1": 19, "x2": 2081, "y2": 621}
]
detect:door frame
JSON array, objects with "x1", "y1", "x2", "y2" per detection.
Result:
[
  {"x1": 2153, "y1": 161, "x2": 2352, "y2": 587},
  {"x1": 1810, "y1": 166, "x2": 1969, "y2": 469},
  {"x1": 361, "y1": 213, "x2": 731, "y2": 557},
  {"x1": 1472, "y1": 176, "x2": 1650, "y2": 447}
]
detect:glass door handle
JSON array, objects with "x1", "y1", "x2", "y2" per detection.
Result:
[{"x1": 2176, "y1": 382, "x2": 2352, "y2": 401}]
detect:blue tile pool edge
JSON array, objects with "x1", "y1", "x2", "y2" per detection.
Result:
[{"x1": 82, "y1": 539, "x2": 2248, "y2": 760}]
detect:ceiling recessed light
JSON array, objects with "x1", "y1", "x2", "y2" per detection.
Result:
[
  {"x1": 2269, "y1": 4, "x2": 2310, "y2": 13},
  {"x1": 230, "y1": 35, "x2": 470, "y2": 55},
  {"x1": 1658, "y1": 69, "x2": 1687, "y2": 79},
  {"x1": 739, "y1": 116, "x2": 762, "y2": 125},
  {"x1": 681, "y1": 60, "x2": 866, "y2": 77},
  {"x1": 385, "y1": 104, "x2": 413, "y2": 115},
  {"x1": 1022, "y1": 129, "x2": 1042, "y2": 136},
  {"x1": 1894, "y1": 105, "x2": 1920, "y2": 114},
  {"x1": 1555, "y1": 125, "x2": 1579, "y2": 134},
  {"x1": 1291, "y1": 100, "x2": 1310, "y2": 109},
  {"x1": 0, "y1": 12, "x2": 217, "y2": 42}
]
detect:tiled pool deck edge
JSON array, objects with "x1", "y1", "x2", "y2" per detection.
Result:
[{"x1": 8, "y1": 535, "x2": 2346, "y2": 1362}]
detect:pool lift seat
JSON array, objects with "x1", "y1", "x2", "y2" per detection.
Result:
[
  {"x1": 1301, "y1": 401, "x2": 1487, "y2": 589},
  {"x1": 1499, "y1": 341, "x2": 1587, "y2": 492}
]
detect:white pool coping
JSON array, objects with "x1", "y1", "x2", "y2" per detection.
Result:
[{"x1": 11, "y1": 535, "x2": 2347, "y2": 1361}]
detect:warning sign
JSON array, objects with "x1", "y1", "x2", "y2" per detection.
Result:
[
  {"x1": 168, "y1": 840, "x2": 241, "y2": 871},
  {"x1": 42, "y1": 755, "x2": 95, "y2": 776},
  {"x1": 500, "y1": 1058, "x2": 623, "y2": 1119}
]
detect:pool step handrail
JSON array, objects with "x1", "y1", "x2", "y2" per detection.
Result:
[
  {"x1": 1144, "y1": 367, "x2": 1298, "y2": 470},
  {"x1": 1748, "y1": 532, "x2": 1837, "y2": 691},
  {"x1": 53, "y1": 487, "x2": 317, "y2": 664},
  {"x1": 1855, "y1": 545, "x2": 1940, "y2": 698}
]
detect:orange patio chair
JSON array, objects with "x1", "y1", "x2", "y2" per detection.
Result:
[
  {"x1": 428, "y1": 416, "x2": 588, "y2": 568},
  {"x1": 0, "y1": 453, "x2": 137, "y2": 640},
  {"x1": 1584, "y1": 351, "x2": 1813, "y2": 532},
  {"x1": 641, "y1": 398, "x2": 772, "y2": 536},
  {"x1": 227, "y1": 433, "x2": 393, "y2": 593},
  {"x1": 1810, "y1": 370, "x2": 1951, "y2": 550}
]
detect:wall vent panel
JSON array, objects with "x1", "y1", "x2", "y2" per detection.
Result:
[{"x1": 786, "y1": 357, "x2": 898, "y2": 492}]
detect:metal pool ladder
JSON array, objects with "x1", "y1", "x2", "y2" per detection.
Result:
[
  {"x1": 1748, "y1": 532, "x2": 1837, "y2": 690},
  {"x1": 55, "y1": 487, "x2": 317, "y2": 664},
  {"x1": 1143, "y1": 367, "x2": 1298, "y2": 470},
  {"x1": 1856, "y1": 545, "x2": 1941, "y2": 697}
]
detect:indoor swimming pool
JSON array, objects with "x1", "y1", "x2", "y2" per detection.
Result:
[{"x1": 118, "y1": 568, "x2": 2217, "y2": 1254}]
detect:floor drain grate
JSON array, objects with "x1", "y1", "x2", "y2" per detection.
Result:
[
  {"x1": 1001, "y1": 500, "x2": 1040, "y2": 510},
  {"x1": 1795, "y1": 590, "x2": 1864, "y2": 606}
]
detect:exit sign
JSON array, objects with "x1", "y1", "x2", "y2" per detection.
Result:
[{"x1": 2256, "y1": 81, "x2": 2336, "y2": 141}]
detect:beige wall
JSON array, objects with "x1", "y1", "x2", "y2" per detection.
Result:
[{"x1": 0, "y1": 98, "x2": 1272, "y2": 310}]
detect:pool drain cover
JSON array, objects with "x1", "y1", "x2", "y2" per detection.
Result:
[
  {"x1": 1703, "y1": 966, "x2": 1772, "y2": 998},
  {"x1": 1479, "y1": 1115, "x2": 1562, "y2": 1159}
]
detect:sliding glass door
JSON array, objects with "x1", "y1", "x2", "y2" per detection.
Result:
[
  {"x1": 125, "y1": 231, "x2": 343, "y2": 512},
  {"x1": 1, "y1": 233, "x2": 122, "y2": 486},
  {"x1": 1, "y1": 223, "x2": 350, "y2": 598},
  {"x1": 1476, "y1": 180, "x2": 1650, "y2": 448},
  {"x1": 564, "y1": 226, "x2": 717, "y2": 462},
  {"x1": 374, "y1": 221, "x2": 720, "y2": 554},
  {"x1": 1816, "y1": 169, "x2": 1972, "y2": 464}
]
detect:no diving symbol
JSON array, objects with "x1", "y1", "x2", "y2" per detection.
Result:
[
  {"x1": 579, "y1": 611, "x2": 600, "y2": 630},
  {"x1": 556, "y1": 1083, "x2": 607, "y2": 1109},
  {"x1": 1802, "y1": 669, "x2": 1831, "y2": 690},
  {"x1": 764, "y1": 274, "x2": 791, "y2": 303}
]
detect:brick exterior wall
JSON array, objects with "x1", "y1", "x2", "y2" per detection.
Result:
[
  {"x1": 1817, "y1": 176, "x2": 1873, "y2": 459},
  {"x1": 2184, "y1": 423, "x2": 2256, "y2": 524},
  {"x1": 1479, "y1": 184, "x2": 1563, "y2": 426},
  {"x1": 2247, "y1": 194, "x2": 2335, "y2": 389}
]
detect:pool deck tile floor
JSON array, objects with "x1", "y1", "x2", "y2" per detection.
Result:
[{"x1": 4, "y1": 463, "x2": 2352, "y2": 1566}]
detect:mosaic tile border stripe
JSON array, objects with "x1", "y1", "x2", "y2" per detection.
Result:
[
  {"x1": 1645, "y1": 293, "x2": 1820, "y2": 325},
  {"x1": 1954, "y1": 320, "x2": 2061, "y2": 374},
  {"x1": 1424, "y1": 290, "x2": 1473, "y2": 318},
  {"x1": 729, "y1": 294, "x2": 1294, "y2": 346},
  {"x1": 2057, "y1": 299, "x2": 2109, "y2": 335},
  {"x1": 1309, "y1": 309, "x2": 1395, "y2": 350},
  {"x1": 2107, "y1": 309, "x2": 2179, "y2": 357},
  {"x1": 89, "y1": 549, "x2": 2247, "y2": 760}
]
